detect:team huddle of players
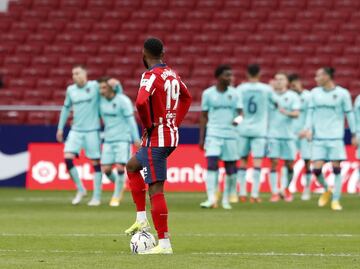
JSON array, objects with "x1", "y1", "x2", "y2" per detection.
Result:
[
  {"x1": 200, "y1": 64, "x2": 359, "y2": 211},
  {"x1": 56, "y1": 64, "x2": 141, "y2": 207}
]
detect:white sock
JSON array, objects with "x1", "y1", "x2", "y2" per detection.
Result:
[
  {"x1": 159, "y1": 238, "x2": 171, "y2": 249},
  {"x1": 136, "y1": 211, "x2": 147, "y2": 222}
]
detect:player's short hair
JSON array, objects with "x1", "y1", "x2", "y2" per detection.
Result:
[
  {"x1": 214, "y1": 64, "x2": 232, "y2": 78},
  {"x1": 247, "y1": 64, "x2": 260, "y2": 77},
  {"x1": 288, "y1": 73, "x2": 300, "y2": 83},
  {"x1": 97, "y1": 76, "x2": 111, "y2": 84},
  {"x1": 72, "y1": 64, "x2": 87, "y2": 71},
  {"x1": 144, "y1": 37, "x2": 164, "y2": 57},
  {"x1": 275, "y1": 71, "x2": 288, "y2": 79},
  {"x1": 323, "y1": 67, "x2": 335, "y2": 79}
]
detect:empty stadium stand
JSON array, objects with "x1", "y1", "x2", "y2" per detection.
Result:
[{"x1": 0, "y1": 0, "x2": 360, "y2": 124}]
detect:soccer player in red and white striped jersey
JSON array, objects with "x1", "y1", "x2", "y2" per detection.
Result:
[{"x1": 124, "y1": 38, "x2": 192, "y2": 254}]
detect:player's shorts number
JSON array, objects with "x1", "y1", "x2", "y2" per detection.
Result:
[
  {"x1": 164, "y1": 79, "x2": 180, "y2": 110},
  {"x1": 247, "y1": 96, "x2": 257, "y2": 114}
]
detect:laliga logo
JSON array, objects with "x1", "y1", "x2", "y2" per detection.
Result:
[{"x1": 32, "y1": 161, "x2": 57, "y2": 184}]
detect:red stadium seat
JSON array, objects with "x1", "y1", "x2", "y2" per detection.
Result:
[
  {"x1": 0, "y1": 44, "x2": 15, "y2": 56},
  {"x1": 27, "y1": 33, "x2": 56, "y2": 45},
  {"x1": 268, "y1": 10, "x2": 296, "y2": 22},
  {"x1": 55, "y1": 33, "x2": 83, "y2": 44},
  {"x1": 113, "y1": 0, "x2": 141, "y2": 8},
  {"x1": 168, "y1": 0, "x2": 196, "y2": 9},
  {"x1": 143, "y1": 0, "x2": 168, "y2": 8},
  {"x1": 221, "y1": 34, "x2": 247, "y2": 44},
  {"x1": 285, "y1": 23, "x2": 312, "y2": 33},
  {"x1": 37, "y1": 78, "x2": 65, "y2": 89},
  {"x1": 32, "y1": 55, "x2": 59, "y2": 67},
  {"x1": 176, "y1": 22, "x2": 202, "y2": 32},
  {"x1": 148, "y1": 22, "x2": 176, "y2": 32},
  {"x1": 37, "y1": 21, "x2": 65, "y2": 32},
  {"x1": 158, "y1": 10, "x2": 186, "y2": 21},
  {"x1": 0, "y1": 33, "x2": 27, "y2": 44},
  {"x1": 165, "y1": 34, "x2": 193, "y2": 45},
  {"x1": 24, "y1": 90, "x2": 52, "y2": 101},
  {"x1": 87, "y1": 0, "x2": 114, "y2": 9},
  {"x1": 113, "y1": 57, "x2": 140, "y2": 66},
  {"x1": 308, "y1": 0, "x2": 334, "y2": 9},
  {"x1": 8, "y1": 78, "x2": 37, "y2": 90},
  {"x1": 4, "y1": 56, "x2": 31, "y2": 67},
  {"x1": 197, "y1": 0, "x2": 224, "y2": 9},
  {"x1": 11, "y1": 21, "x2": 38, "y2": 33},
  {"x1": 332, "y1": 57, "x2": 358, "y2": 69},
  {"x1": 207, "y1": 45, "x2": 234, "y2": 56},
  {"x1": 110, "y1": 33, "x2": 137, "y2": 45},
  {"x1": 32, "y1": 0, "x2": 60, "y2": 8},
  {"x1": 300, "y1": 34, "x2": 327, "y2": 45},
  {"x1": 213, "y1": 10, "x2": 241, "y2": 21},
  {"x1": 64, "y1": 21, "x2": 93, "y2": 32},
  {"x1": 106, "y1": 68, "x2": 134, "y2": 80},
  {"x1": 275, "y1": 57, "x2": 302, "y2": 69},
  {"x1": 193, "y1": 34, "x2": 219, "y2": 44},
  {"x1": 86, "y1": 57, "x2": 113, "y2": 67},
  {"x1": 323, "y1": 11, "x2": 350, "y2": 22},
  {"x1": 343, "y1": 46, "x2": 360, "y2": 57},
  {"x1": 172, "y1": 66, "x2": 191, "y2": 78},
  {"x1": 27, "y1": 111, "x2": 56, "y2": 125},
  {"x1": 75, "y1": 10, "x2": 103, "y2": 21},
  {"x1": 60, "y1": 0, "x2": 87, "y2": 8},
  {"x1": 288, "y1": 45, "x2": 316, "y2": 56},
  {"x1": 224, "y1": 0, "x2": 251, "y2": 9},
  {"x1": 105, "y1": 10, "x2": 132, "y2": 21},
  {"x1": 328, "y1": 34, "x2": 355, "y2": 45},
  {"x1": 82, "y1": 33, "x2": 109, "y2": 44},
  {"x1": 202, "y1": 22, "x2": 230, "y2": 33},
  {"x1": 261, "y1": 46, "x2": 287, "y2": 56},
  {"x1": 273, "y1": 34, "x2": 299, "y2": 45},
  {"x1": 93, "y1": 22, "x2": 120, "y2": 33},
  {"x1": 21, "y1": 10, "x2": 49, "y2": 21},
  {"x1": 187, "y1": 10, "x2": 213, "y2": 21},
  {"x1": 246, "y1": 34, "x2": 273, "y2": 45},
  {"x1": 241, "y1": 11, "x2": 269, "y2": 21},
  {"x1": 180, "y1": 45, "x2": 208, "y2": 56},
  {"x1": 0, "y1": 111, "x2": 27, "y2": 124},
  {"x1": 252, "y1": 0, "x2": 278, "y2": 9},
  {"x1": 340, "y1": 23, "x2": 360, "y2": 32},
  {"x1": 22, "y1": 67, "x2": 49, "y2": 77},
  {"x1": 71, "y1": 45, "x2": 98, "y2": 56},
  {"x1": 192, "y1": 67, "x2": 215, "y2": 78},
  {"x1": 122, "y1": 21, "x2": 148, "y2": 32},
  {"x1": 0, "y1": 89, "x2": 24, "y2": 101},
  {"x1": 296, "y1": 11, "x2": 323, "y2": 22},
  {"x1": 16, "y1": 44, "x2": 43, "y2": 56},
  {"x1": 0, "y1": 19, "x2": 11, "y2": 32},
  {"x1": 303, "y1": 57, "x2": 331, "y2": 69},
  {"x1": 258, "y1": 23, "x2": 285, "y2": 33},
  {"x1": 234, "y1": 45, "x2": 261, "y2": 57},
  {"x1": 312, "y1": 23, "x2": 339, "y2": 33},
  {"x1": 98, "y1": 45, "x2": 124, "y2": 57},
  {"x1": 49, "y1": 68, "x2": 70, "y2": 79},
  {"x1": 48, "y1": 10, "x2": 76, "y2": 21},
  {"x1": 316, "y1": 45, "x2": 343, "y2": 56},
  {"x1": 43, "y1": 45, "x2": 72, "y2": 55},
  {"x1": 58, "y1": 56, "x2": 87, "y2": 67}
]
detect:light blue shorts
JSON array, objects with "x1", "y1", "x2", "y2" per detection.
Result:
[
  {"x1": 238, "y1": 136, "x2": 267, "y2": 158},
  {"x1": 296, "y1": 138, "x2": 312, "y2": 160},
  {"x1": 267, "y1": 138, "x2": 297, "y2": 161},
  {"x1": 101, "y1": 141, "x2": 131, "y2": 165},
  {"x1": 64, "y1": 130, "x2": 101, "y2": 159},
  {"x1": 205, "y1": 136, "x2": 238, "y2": 161},
  {"x1": 312, "y1": 139, "x2": 346, "y2": 161}
]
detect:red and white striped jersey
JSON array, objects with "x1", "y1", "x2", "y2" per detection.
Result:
[{"x1": 136, "y1": 64, "x2": 192, "y2": 147}]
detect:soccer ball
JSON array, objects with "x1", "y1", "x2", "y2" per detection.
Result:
[{"x1": 129, "y1": 231, "x2": 156, "y2": 254}]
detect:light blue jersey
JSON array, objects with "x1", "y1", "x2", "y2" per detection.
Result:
[
  {"x1": 100, "y1": 93, "x2": 140, "y2": 143},
  {"x1": 201, "y1": 86, "x2": 243, "y2": 139},
  {"x1": 58, "y1": 80, "x2": 100, "y2": 131},
  {"x1": 293, "y1": 90, "x2": 311, "y2": 135},
  {"x1": 353, "y1": 95, "x2": 360, "y2": 135},
  {"x1": 236, "y1": 82, "x2": 275, "y2": 137},
  {"x1": 306, "y1": 86, "x2": 356, "y2": 139},
  {"x1": 268, "y1": 90, "x2": 301, "y2": 139}
]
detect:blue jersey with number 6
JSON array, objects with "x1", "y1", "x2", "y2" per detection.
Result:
[{"x1": 236, "y1": 82, "x2": 276, "y2": 137}]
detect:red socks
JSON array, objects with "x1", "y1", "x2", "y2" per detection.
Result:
[
  {"x1": 127, "y1": 171, "x2": 146, "y2": 211},
  {"x1": 150, "y1": 192, "x2": 168, "y2": 239}
]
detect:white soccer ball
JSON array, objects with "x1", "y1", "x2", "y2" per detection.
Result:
[{"x1": 129, "y1": 232, "x2": 156, "y2": 254}]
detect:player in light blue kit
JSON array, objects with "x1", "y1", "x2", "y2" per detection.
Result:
[
  {"x1": 56, "y1": 65, "x2": 118, "y2": 206},
  {"x1": 199, "y1": 65, "x2": 243, "y2": 210},
  {"x1": 98, "y1": 77, "x2": 141, "y2": 207},
  {"x1": 305, "y1": 67, "x2": 356, "y2": 211},
  {"x1": 268, "y1": 72, "x2": 300, "y2": 203},
  {"x1": 353, "y1": 94, "x2": 360, "y2": 188},
  {"x1": 236, "y1": 64, "x2": 276, "y2": 203},
  {"x1": 288, "y1": 74, "x2": 312, "y2": 201}
]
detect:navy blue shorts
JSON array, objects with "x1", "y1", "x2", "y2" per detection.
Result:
[{"x1": 135, "y1": 147, "x2": 176, "y2": 184}]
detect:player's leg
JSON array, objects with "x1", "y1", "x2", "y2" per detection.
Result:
[
  {"x1": 249, "y1": 137, "x2": 267, "y2": 203},
  {"x1": 300, "y1": 139, "x2": 312, "y2": 201},
  {"x1": 108, "y1": 142, "x2": 130, "y2": 206},
  {"x1": 84, "y1": 131, "x2": 102, "y2": 206},
  {"x1": 301, "y1": 159, "x2": 312, "y2": 201},
  {"x1": 220, "y1": 139, "x2": 238, "y2": 209},
  {"x1": 329, "y1": 140, "x2": 346, "y2": 210},
  {"x1": 201, "y1": 136, "x2": 221, "y2": 208},
  {"x1": 267, "y1": 139, "x2": 281, "y2": 202},
  {"x1": 64, "y1": 130, "x2": 87, "y2": 205},
  {"x1": 311, "y1": 140, "x2": 332, "y2": 207},
  {"x1": 222, "y1": 161, "x2": 237, "y2": 209},
  {"x1": 237, "y1": 136, "x2": 250, "y2": 202},
  {"x1": 100, "y1": 142, "x2": 118, "y2": 206},
  {"x1": 281, "y1": 140, "x2": 297, "y2": 202},
  {"x1": 124, "y1": 150, "x2": 150, "y2": 235},
  {"x1": 140, "y1": 147, "x2": 175, "y2": 254}
]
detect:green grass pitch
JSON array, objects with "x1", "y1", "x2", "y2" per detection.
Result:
[{"x1": 0, "y1": 189, "x2": 359, "y2": 269}]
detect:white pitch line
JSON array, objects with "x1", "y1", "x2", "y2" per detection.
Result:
[
  {"x1": 191, "y1": 252, "x2": 360, "y2": 258},
  {"x1": 0, "y1": 233, "x2": 359, "y2": 238},
  {"x1": 0, "y1": 249, "x2": 358, "y2": 258}
]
